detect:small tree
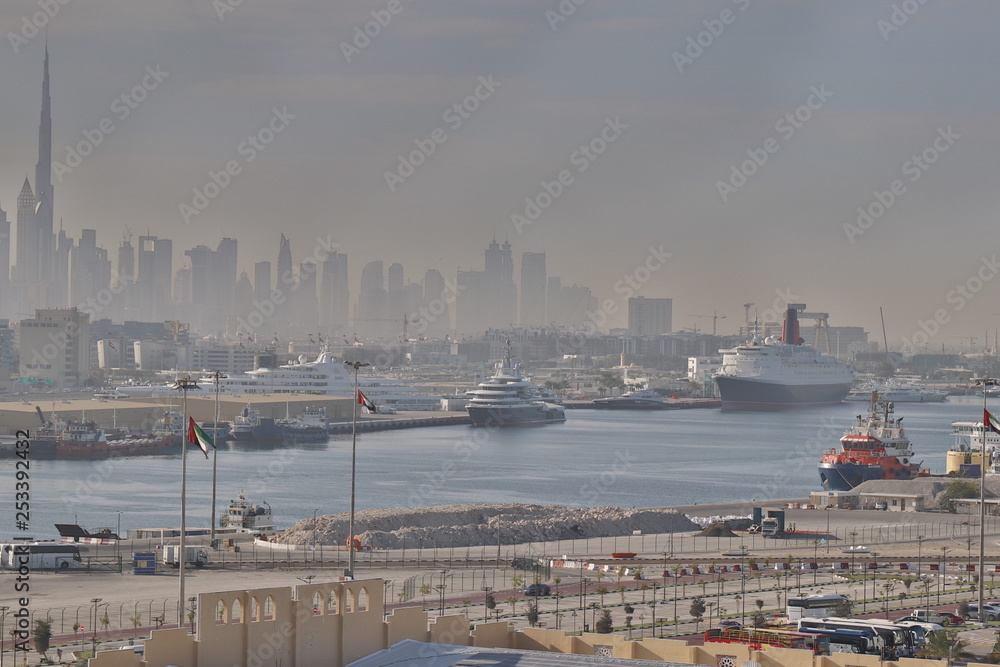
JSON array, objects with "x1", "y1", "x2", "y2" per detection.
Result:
[
  {"x1": 595, "y1": 609, "x2": 614, "y2": 634},
  {"x1": 420, "y1": 584, "x2": 431, "y2": 602},
  {"x1": 624, "y1": 604, "x2": 635, "y2": 616},
  {"x1": 130, "y1": 613, "x2": 142, "y2": 631},
  {"x1": 511, "y1": 574, "x2": 525, "y2": 590},
  {"x1": 690, "y1": 597, "x2": 706, "y2": 632},
  {"x1": 596, "y1": 586, "x2": 608, "y2": 607},
  {"x1": 617, "y1": 585, "x2": 627, "y2": 604},
  {"x1": 755, "y1": 599, "x2": 764, "y2": 612},
  {"x1": 506, "y1": 597, "x2": 518, "y2": 616},
  {"x1": 32, "y1": 618, "x2": 52, "y2": 661},
  {"x1": 958, "y1": 601, "x2": 970, "y2": 619},
  {"x1": 752, "y1": 612, "x2": 766, "y2": 628},
  {"x1": 526, "y1": 600, "x2": 540, "y2": 627},
  {"x1": 485, "y1": 592, "x2": 496, "y2": 615}
]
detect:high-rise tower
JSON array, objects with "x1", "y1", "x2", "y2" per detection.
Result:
[{"x1": 34, "y1": 43, "x2": 54, "y2": 288}]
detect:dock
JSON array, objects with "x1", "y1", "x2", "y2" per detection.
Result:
[
  {"x1": 326, "y1": 413, "x2": 470, "y2": 433},
  {"x1": 562, "y1": 398, "x2": 721, "y2": 409}
]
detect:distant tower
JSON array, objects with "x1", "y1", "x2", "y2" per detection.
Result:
[
  {"x1": 34, "y1": 43, "x2": 54, "y2": 291},
  {"x1": 519, "y1": 252, "x2": 546, "y2": 327},
  {"x1": 15, "y1": 179, "x2": 37, "y2": 285},
  {"x1": 277, "y1": 234, "x2": 292, "y2": 285},
  {"x1": 320, "y1": 252, "x2": 349, "y2": 334},
  {"x1": 0, "y1": 199, "x2": 9, "y2": 318},
  {"x1": 357, "y1": 261, "x2": 386, "y2": 338}
]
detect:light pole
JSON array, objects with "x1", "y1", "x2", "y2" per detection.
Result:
[
  {"x1": 976, "y1": 375, "x2": 996, "y2": 627},
  {"x1": 209, "y1": 370, "x2": 227, "y2": 546},
  {"x1": 916, "y1": 534, "x2": 924, "y2": 576},
  {"x1": 91, "y1": 598, "x2": 102, "y2": 658},
  {"x1": 172, "y1": 376, "x2": 199, "y2": 626},
  {"x1": 312, "y1": 508, "x2": 318, "y2": 562},
  {"x1": 0, "y1": 605, "x2": 9, "y2": 667},
  {"x1": 343, "y1": 360, "x2": 370, "y2": 579},
  {"x1": 825, "y1": 506, "x2": 831, "y2": 554},
  {"x1": 116, "y1": 510, "x2": 123, "y2": 570}
]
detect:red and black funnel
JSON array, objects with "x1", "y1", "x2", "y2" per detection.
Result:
[{"x1": 780, "y1": 307, "x2": 804, "y2": 345}]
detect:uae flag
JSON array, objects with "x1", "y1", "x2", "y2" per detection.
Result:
[
  {"x1": 358, "y1": 390, "x2": 377, "y2": 413},
  {"x1": 986, "y1": 409, "x2": 1000, "y2": 436},
  {"x1": 188, "y1": 417, "x2": 216, "y2": 458}
]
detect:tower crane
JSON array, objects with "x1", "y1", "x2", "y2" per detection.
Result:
[{"x1": 688, "y1": 311, "x2": 726, "y2": 336}]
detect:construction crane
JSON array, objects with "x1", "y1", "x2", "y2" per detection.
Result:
[
  {"x1": 688, "y1": 311, "x2": 726, "y2": 336},
  {"x1": 797, "y1": 310, "x2": 831, "y2": 353}
]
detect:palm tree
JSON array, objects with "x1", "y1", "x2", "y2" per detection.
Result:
[
  {"x1": 595, "y1": 586, "x2": 608, "y2": 607},
  {"x1": 918, "y1": 630, "x2": 975, "y2": 665}
]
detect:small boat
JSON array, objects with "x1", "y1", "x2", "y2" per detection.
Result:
[
  {"x1": 593, "y1": 388, "x2": 671, "y2": 409},
  {"x1": 220, "y1": 492, "x2": 275, "y2": 535},
  {"x1": 465, "y1": 340, "x2": 566, "y2": 427},
  {"x1": 278, "y1": 407, "x2": 328, "y2": 443}
]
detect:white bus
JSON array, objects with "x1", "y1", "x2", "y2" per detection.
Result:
[
  {"x1": 786, "y1": 594, "x2": 849, "y2": 621},
  {"x1": 1, "y1": 543, "x2": 83, "y2": 570}
]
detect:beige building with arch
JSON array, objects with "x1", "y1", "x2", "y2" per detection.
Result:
[{"x1": 85, "y1": 577, "x2": 972, "y2": 667}]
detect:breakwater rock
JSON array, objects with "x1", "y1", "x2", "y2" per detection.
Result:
[{"x1": 273, "y1": 503, "x2": 699, "y2": 549}]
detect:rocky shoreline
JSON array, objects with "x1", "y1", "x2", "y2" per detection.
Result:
[{"x1": 273, "y1": 503, "x2": 699, "y2": 549}]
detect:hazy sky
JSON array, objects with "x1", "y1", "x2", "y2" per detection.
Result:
[{"x1": 1, "y1": 1, "x2": 998, "y2": 352}]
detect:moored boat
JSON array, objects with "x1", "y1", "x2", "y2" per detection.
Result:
[
  {"x1": 593, "y1": 388, "x2": 671, "y2": 409},
  {"x1": 714, "y1": 305, "x2": 853, "y2": 410},
  {"x1": 818, "y1": 393, "x2": 923, "y2": 491},
  {"x1": 466, "y1": 341, "x2": 566, "y2": 427}
]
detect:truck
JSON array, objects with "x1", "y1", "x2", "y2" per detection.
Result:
[{"x1": 162, "y1": 545, "x2": 209, "y2": 568}]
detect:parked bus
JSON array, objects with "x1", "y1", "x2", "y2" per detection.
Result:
[
  {"x1": 798, "y1": 617, "x2": 911, "y2": 657},
  {"x1": 786, "y1": 594, "x2": 849, "y2": 621},
  {"x1": 704, "y1": 626, "x2": 831, "y2": 655},
  {"x1": 797, "y1": 627, "x2": 882, "y2": 655},
  {"x1": 0, "y1": 543, "x2": 82, "y2": 570}
]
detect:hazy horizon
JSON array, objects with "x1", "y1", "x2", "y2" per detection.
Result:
[{"x1": 2, "y1": 1, "x2": 999, "y2": 352}]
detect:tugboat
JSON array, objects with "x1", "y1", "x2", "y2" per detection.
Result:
[
  {"x1": 220, "y1": 492, "x2": 275, "y2": 535},
  {"x1": 229, "y1": 404, "x2": 283, "y2": 443},
  {"x1": 818, "y1": 393, "x2": 924, "y2": 491},
  {"x1": 465, "y1": 340, "x2": 566, "y2": 427}
]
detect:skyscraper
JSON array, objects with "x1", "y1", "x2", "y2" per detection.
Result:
[
  {"x1": 137, "y1": 235, "x2": 172, "y2": 322},
  {"x1": 15, "y1": 178, "x2": 37, "y2": 285},
  {"x1": 519, "y1": 252, "x2": 546, "y2": 327},
  {"x1": 357, "y1": 261, "x2": 386, "y2": 338},
  {"x1": 34, "y1": 44, "x2": 54, "y2": 290},
  {"x1": 0, "y1": 200, "x2": 9, "y2": 319},
  {"x1": 320, "y1": 252, "x2": 349, "y2": 334},
  {"x1": 628, "y1": 297, "x2": 672, "y2": 335}
]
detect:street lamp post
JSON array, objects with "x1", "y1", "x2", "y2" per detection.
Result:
[
  {"x1": 344, "y1": 360, "x2": 370, "y2": 579},
  {"x1": 116, "y1": 510, "x2": 123, "y2": 571},
  {"x1": 173, "y1": 376, "x2": 199, "y2": 626},
  {"x1": 209, "y1": 370, "x2": 226, "y2": 546},
  {"x1": 91, "y1": 598, "x2": 102, "y2": 658},
  {"x1": 312, "y1": 508, "x2": 318, "y2": 562},
  {"x1": 0, "y1": 605, "x2": 9, "y2": 667},
  {"x1": 976, "y1": 375, "x2": 996, "y2": 627}
]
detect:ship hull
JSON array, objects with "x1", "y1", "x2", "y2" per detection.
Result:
[
  {"x1": 716, "y1": 376, "x2": 851, "y2": 411},
  {"x1": 819, "y1": 461, "x2": 920, "y2": 491},
  {"x1": 467, "y1": 404, "x2": 565, "y2": 427}
]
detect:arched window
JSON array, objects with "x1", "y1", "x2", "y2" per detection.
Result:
[
  {"x1": 345, "y1": 589, "x2": 355, "y2": 614},
  {"x1": 311, "y1": 592, "x2": 323, "y2": 616},
  {"x1": 231, "y1": 599, "x2": 244, "y2": 624},
  {"x1": 215, "y1": 600, "x2": 228, "y2": 624},
  {"x1": 327, "y1": 591, "x2": 340, "y2": 615},
  {"x1": 358, "y1": 587, "x2": 369, "y2": 612},
  {"x1": 250, "y1": 597, "x2": 261, "y2": 623},
  {"x1": 264, "y1": 596, "x2": 276, "y2": 621}
]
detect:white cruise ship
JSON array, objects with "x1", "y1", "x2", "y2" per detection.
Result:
[
  {"x1": 714, "y1": 306, "x2": 853, "y2": 410},
  {"x1": 117, "y1": 348, "x2": 442, "y2": 411}
]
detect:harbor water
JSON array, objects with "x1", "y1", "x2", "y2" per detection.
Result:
[{"x1": 0, "y1": 396, "x2": 989, "y2": 540}]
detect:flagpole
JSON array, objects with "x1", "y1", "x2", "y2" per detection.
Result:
[
  {"x1": 344, "y1": 360, "x2": 369, "y2": 579},
  {"x1": 174, "y1": 376, "x2": 199, "y2": 627},
  {"x1": 978, "y1": 375, "x2": 995, "y2": 628},
  {"x1": 210, "y1": 371, "x2": 227, "y2": 546}
]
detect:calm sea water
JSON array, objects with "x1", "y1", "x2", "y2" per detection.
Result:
[{"x1": 0, "y1": 397, "x2": 989, "y2": 540}]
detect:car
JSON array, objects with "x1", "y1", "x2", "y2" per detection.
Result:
[
  {"x1": 718, "y1": 619, "x2": 741, "y2": 629},
  {"x1": 941, "y1": 613, "x2": 965, "y2": 625},
  {"x1": 523, "y1": 583, "x2": 550, "y2": 596},
  {"x1": 874, "y1": 501, "x2": 888, "y2": 510},
  {"x1": 763, "y1": 612, "x2": 789, "y2": 626},
  {"x1": 907, "y1": 609, "x2": 950, "y2": 625},
  {"x1": 959, "y1": 604, "x2": 1000, "y2": 621}
]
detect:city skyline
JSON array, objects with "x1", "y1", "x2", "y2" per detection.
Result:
[{"x1": 2, "y1": 2, "x2": 999, "y2": 351}]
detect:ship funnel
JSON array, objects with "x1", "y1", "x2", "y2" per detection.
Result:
[{"x1": 780, "y1": 307, "x2": 804, "y2": 345}]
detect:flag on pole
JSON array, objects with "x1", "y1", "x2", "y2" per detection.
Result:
[
  {"x1": 188, "y1": 417, "x2": 216, "y2": 458},
  {"x1": 357, "y1": 390, "x2": 377, "y2": 413},
  {"x1": 986, "y1": 408, "x2": 1000, "y2": 436}
]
